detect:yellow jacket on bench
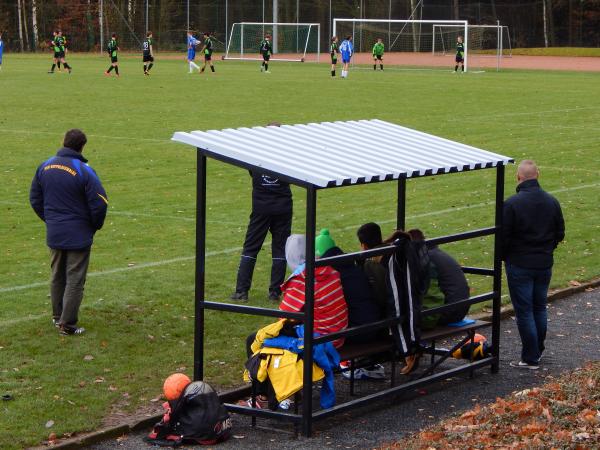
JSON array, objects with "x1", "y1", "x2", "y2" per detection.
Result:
[{"x1": 244, "y1": 320, "x2": 325, "y2": 402}]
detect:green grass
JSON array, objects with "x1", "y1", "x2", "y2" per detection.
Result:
[
  {"x1": 507, "y1": 47, "x2": 600, "y2": 57},
  {"x1": 0, "y1": 53, "x2": 599, "y2": 449}
]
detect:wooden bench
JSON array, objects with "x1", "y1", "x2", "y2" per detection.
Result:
[{"x1": 338, "y1": 320, "x2": 491, "y2": 395}]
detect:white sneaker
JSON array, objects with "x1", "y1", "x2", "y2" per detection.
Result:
[
  {"x1": 342, "y1": 364, "x2": 386, "y2": 380},
  {"x1": 279, "y1": 398, "x2": 293, "y2": 410},
  {"x1": 509, "y1": 360, "x2": 539, "y2": 370}
]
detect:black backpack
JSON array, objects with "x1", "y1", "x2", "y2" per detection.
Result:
[{"x1": 146, "y1": 381, "x2": 232, "y2": 446}]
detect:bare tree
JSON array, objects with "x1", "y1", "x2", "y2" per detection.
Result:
[
  {"x1": 17, "y1": 0, "x2": 24, "y2": 51},
  {"x1": 32, "y1": 0, "x2": 39, "y2": 51}
]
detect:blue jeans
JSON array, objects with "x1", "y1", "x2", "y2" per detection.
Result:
[{"x1": 505, "y1": 263, "x2": 552, "y2": 364}]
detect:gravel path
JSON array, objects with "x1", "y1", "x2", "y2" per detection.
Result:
[{"x1": 92, "y1": 289, "x2": 599, "y2": 450}]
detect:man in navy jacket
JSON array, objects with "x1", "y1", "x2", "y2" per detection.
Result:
[
  {"x1": 30, "y1": 129, "x2": 108, "y2": 335},
  {"x1": 503, "y1": 160, "x2": 564, "y2": 369}
]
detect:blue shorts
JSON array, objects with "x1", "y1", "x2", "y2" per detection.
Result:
[
  {"x1": 342, "y1": 57, "x2": 351, "y2": 64},
  {"x1": 187, "y1": 50, "x2": 196, "y2": 61}
]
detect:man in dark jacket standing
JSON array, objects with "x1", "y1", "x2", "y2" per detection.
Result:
[
  {"x1": 30, "y1": 129, "x2": 108, "y2": 335},
  {"x1": 503, "y1": 160, "x2": 564, "y2": 369},
  {"x1": 230, "y1": 124, "x2": 292, "y2": 302}
]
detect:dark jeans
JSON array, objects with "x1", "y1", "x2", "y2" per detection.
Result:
[
  {"x1": 235, "y1": 211, "x2": 292, "y2": 294},
  {"x1": 505, "y1": 262, "x2": 552, "y2": 364},
  {"x1": 50, "y1": 248, "x2": 91, "y2": 329}
]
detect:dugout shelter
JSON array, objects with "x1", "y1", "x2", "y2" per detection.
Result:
[{"x1": 171, "y1": 119, "x2": 513, "y2": 437}]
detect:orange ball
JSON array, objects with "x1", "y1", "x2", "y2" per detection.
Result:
[{"x1": 163, "y1": 373, "x2": 191, "y2": 401}]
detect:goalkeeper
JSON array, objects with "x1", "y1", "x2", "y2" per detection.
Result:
[
  {"x1": 454, "y1": 36, "x2": 465, "y2": 73},
  {"x1": 259, "y1": 34, "x2": 272, "y2": 73},
  {"x1": 372, "y1": 38, "x2": 384, "y2": 71}
]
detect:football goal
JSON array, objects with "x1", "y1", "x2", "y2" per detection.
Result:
[
  {"x1": 333, "y1": 19, "x2": 470, "y2": 71},
  {"x1": 433, "y1": 24, "x2": 512, "y2": 59},
  {"x1": 224, "y1": 22, "x2": 320, "y2": 62}
]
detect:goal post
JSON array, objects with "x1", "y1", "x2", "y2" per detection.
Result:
[
  {"x1": 224, "y1": 22, "x2": 320, "y2": 62},
  {"x1": 333, "y1": 18, "x2": 469, "y2": 72}
]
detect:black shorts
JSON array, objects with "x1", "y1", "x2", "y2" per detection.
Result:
[
  {"x1": 455, "y1": 55, "x2": 464, "y2": 63},
  {"x1": 204, "y1": 52, "x2": 212, "y2": 61},
  {"x1": 54, "y1": 51, "x2": 61, "y2": 59},
  {"x1": 374, "y1": 55, "x2": 383, "y2": 61},
  {"x1": 331, "y1": 55, "x2": 337, "y2": 64},
  {"x1": 262, "y1": 53, "x2": 270, "y2": 62},
  {"x1": 143, "y1": 54, "x2": 154, "y2": 62},
  {"x1": 110, "y1": 56, "x2": 118, "y2": 64}
]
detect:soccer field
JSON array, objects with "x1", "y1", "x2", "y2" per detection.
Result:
[{"x1": 1, "y1": 53, "x2": 598, "y2": 448}]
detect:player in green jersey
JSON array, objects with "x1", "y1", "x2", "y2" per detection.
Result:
[
  {"x1": 48, "y1": 31, "x2": 62, "y2": 73},
  {"x1": 372, "y1": 38, "x2": 384, "y2": 71},
  {"x1": 56, "y1": 31, "x2": 72, "y2": 73},
  {"x1": 259, "y1": 34, "x2": 272, "y2": 73},
  {"x1": 330, "y1": 36, "x2": 339, "y2": 77},
  {"x1": 200, "y1": 32, "x2": 215, "y2": 73},
  {"x1": 454, "y1": 36, "x2": 465, "y2": 73},
  {"x1": 143, "y1": 31, "x2": 154, "y2": 75},
  {"x1": 105, "y1": 34, "x2": 120, "y2": 77}
]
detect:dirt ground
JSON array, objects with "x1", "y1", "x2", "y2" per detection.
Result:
[{"x1": 298, "y1": 51, "x2": 600, "y2": 72}]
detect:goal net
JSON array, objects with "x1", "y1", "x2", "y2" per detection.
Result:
[
  {"x1": 433, "y1": 24, "x2": 512, "y2": 59},
  {"x1": 333, "y1": 19, "x2": 469, "y2": 71},
  {"x1": 224, "y1": 22, "x2": 320, "y2": 62}
]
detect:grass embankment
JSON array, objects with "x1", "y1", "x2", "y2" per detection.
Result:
[{"x1": 0, "y1": 54, "x2": 599, "y2": 448}]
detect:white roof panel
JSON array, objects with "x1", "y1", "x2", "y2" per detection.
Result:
[{"x1": 172, "y1": 119, "x2": 513, "y2": 188}]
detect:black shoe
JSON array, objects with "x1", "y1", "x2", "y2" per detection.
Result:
[
  {"x1": 59, "y1": 325, "x2": 85, "y2": 336},
  {"x1": 268, "y1": 291, "x2": 281, "y2": 301},
  {"x1": 230, "y1": 291, "x2": 248, "y2": 302}
]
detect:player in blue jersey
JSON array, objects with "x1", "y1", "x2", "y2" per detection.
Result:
[
  {"x1": 339, "y1": 35, "x2": 353, "y2": 79},
  {"x1": 0, "y1": 33, "x2": 3, "y2": 71},
  {"x1": 187, "y1": 31, "x2": 201, "y2": 73}
]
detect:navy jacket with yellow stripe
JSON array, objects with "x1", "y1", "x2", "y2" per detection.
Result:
[{"x1": 30, "y1": 147, "x2": 108, "y2": 250}]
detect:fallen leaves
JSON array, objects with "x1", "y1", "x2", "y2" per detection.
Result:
[{"x1": 385, "y1": 361, "x2": 600, "y2": 449}]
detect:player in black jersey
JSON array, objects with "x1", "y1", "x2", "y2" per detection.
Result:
[
  {"x1": 200, "y1": 32, "x2": 215, "y2": 73},
  {"x1": 259, "y1": 34, "x2": 272, "y2": 73},
  {"x1": 143, "y1": 31, "x2": 154, "y2": 75},
  {"x1": 454, "y1": 36, "x2": 465, "y2": 73},
  {"x1": 330, "y1": 36, "x2": 339, "y2": 77}
]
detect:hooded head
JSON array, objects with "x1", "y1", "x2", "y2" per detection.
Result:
[{"x1": 285, "y1": 234, "x2": 306, "y2": 272}]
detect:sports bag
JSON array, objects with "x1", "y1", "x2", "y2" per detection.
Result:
[{"x1": 145, "y1": 381, "x2": 232, "y2": 446}]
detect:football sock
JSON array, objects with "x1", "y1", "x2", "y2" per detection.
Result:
[
  {"x1": 57, "y1": 62, "x2": 61, "y2": 70},
  {"x1": 373, "y1": 64, "x2": 376, "y2": 70},
  {"x1": 148, "y1": 63, "x2": 153, "y2": 72},
  {"x1": 107, "y1": 66, "x2": 114, "y2": 73},
  {"x1": 461, "y1": 65, "x2": 464, "y2": 72},
  {"x1": 210, "y1": 65, "x2": 215, "y2": 72},
  {"x1": 331, "y1": 70, "x2": 335, "y2": 77},
  {"x1": 380, "y1": 64, "x2": 383, "y2": 70},
  {"x1": 51, "y1": 64, "x2": 56, "y2": 72},
  {"x1": 143, "y1": 64, "x2": 147, "y2": 73},
  {"x1": 265, "y1": 63, "x2": 268, "y2": 71},
  {"x1": 454, "y1": 65, "x2": 458, "y2": 71},
  {"x1": 115, "y1": 66, "x2": 119, "y2": 75},
  {"x1": 64, "y1": 63, "x2": 71, "y2": 69}
]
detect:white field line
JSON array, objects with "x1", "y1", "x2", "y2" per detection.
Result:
[
  {"x1": 0, "y1": 128, "x2": 168, "y2": 143},
  {"x1": 446, "y1": 106, "x2": 600, "y2": 122},
  {"x1": 2, "y1": 181, "x2": 598, "y2": 298}
]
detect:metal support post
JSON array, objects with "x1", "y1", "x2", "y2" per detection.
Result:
[
  {"x1": 193, "y1": 151, "x2": 207, "y2": 380},
  {"x1": 397, "y1": 177, "x2": 406, "y2": 230},
  {"x1": 491, "y1": 164, "x2": 505, "y2": 373},
  {"x1": 301, "y1": 187, "x2": 317, "y2": 437}
]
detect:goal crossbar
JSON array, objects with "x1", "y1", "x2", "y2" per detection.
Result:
[
  {"x1": 224, "y1": 22, "x2": 320, "y2": 62},
  {"x1": 333, "y1": 18, "x2": 469, "y2": 72},
  {"x1": 432, "y1": 23, "x2": 511, "y2": 59}
]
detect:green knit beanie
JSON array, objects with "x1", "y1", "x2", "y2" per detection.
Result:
[{"x1": 315, "y1": 228, "x2": 336, "y2": 257}]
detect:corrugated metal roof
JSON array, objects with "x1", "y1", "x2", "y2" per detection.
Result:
[{"x1": 171, "y1": 119, "x2": 513, "y2": 188}]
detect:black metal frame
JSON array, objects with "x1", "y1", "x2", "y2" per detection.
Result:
[{"x1": 192, "y1": 147, "x2": 508, "y2": 437}]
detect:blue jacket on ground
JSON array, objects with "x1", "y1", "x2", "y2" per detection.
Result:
[
  {"x1": 30, "y1": 147, "x2": 108, "y2": 250},
  {"x1": 264, "y1": 325, "x2": 340, "y2": 409}
]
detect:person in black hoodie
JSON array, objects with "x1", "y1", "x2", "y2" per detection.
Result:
[
  {"x1": 503, "y1": 160, "x2": 565, "y2": 370},
  {"x1": 30, "y1": 129, "x2": 108, "y2": 335},
  {"x1": 230, "y1": 122, "x2": 292, "y2": 302}
]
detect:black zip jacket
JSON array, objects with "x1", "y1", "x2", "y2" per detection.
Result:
[
  {"x1": 250, "y1": 172, "x2": 292, "y2": 215},
  {"x1": 502, "y1": 179, "x2": 565, "y2": 269}
]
